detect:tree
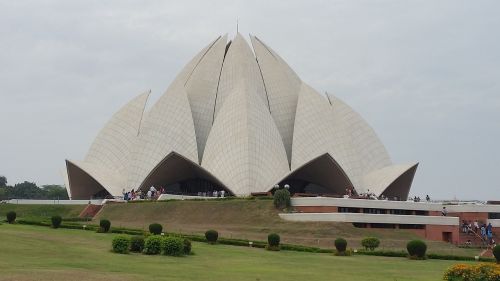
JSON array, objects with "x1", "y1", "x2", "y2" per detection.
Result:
[
  {"x1": 8, "y1": 181, "x2": 43, "y2": 199},
  {"x1": 42, "y1": 185, "x2": 69, "y2": 200},
  {"x1": 0, "y1": 187, "x2": 7, "y2": 200},
  {"x1": 0, "y1": 176, "x2": 7, "y2": 187}
]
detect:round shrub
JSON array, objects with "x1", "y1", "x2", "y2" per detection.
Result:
[
  {"x1": 161, "y1": 236, "x2": 184, "y2": 256},
  {"x1": 406, "y1": 240, "x2": 427, "y2": 259},
  {"x1": 130, "y1": 236, "x2": 145, "y2": 253},
  {"x1": 99, "y1": 219, "x2": 111, "y2": 233},
  {"x1": 51, "y1": 215, "x2": 62, "y2": 228},
  {"x1": 267, "y1": 233, "x2": 280, "y2": 251},
  {"x1": 143, "y1": 235, "x2": 162, "y2": 255},
  {"x1": 334, "y1": 238, "x2": 347, "y2": 253},
  {"x1": 273, "y1": 189, "x2": 291, "y2": 209},
  {"x1": 361, "y1": 237, "x2": 380, "y2": 251},
  {"x1": 183, "y1": 239, "x2": 192, "y2": 255},
  {"x1": 112, "y1": 235, "x2": 130, "y2": 254},
  {"x1": 6, "y1": 211, "x2": 16, "y2": 223},
  {"x1": 205, "y1": 230, "x2": 218, "y2": 244},
  {"x1": 149, "y1": 223, "x2": 163, "y2": 235},
  {"x1": 494, "y1": 245, "x2": 500, "y2": 263}
]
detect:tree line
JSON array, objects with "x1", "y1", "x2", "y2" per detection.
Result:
[{"x1": 0, "y1": 175, "x2": 69, "y2": 200}]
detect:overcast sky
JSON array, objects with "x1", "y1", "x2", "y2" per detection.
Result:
[{"x1": 0, "y1": 1, "x2": 499, "y2": 200}]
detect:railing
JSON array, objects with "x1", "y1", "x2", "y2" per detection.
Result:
[{"x1": 5, "y1": 199, "x2": 104, "y2": 205}]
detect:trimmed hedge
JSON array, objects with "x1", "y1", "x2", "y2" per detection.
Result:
[
  {"x1": 99, "y1": 219, "x2": 111, "y2": 233},
  {"x1": 361, "y1": 237, "x2": 380, "y2": 251},
  {"x1": 149, "y1": 223, "x2": 163, "y2": 235},
  {"x1": 161, "y1": 236, "x2": 184, "y2": 256},
  {"x1": 357, "y1": 250, "x2": 407, "y2": 258},
  {"x1": 51, "y1": 216, "x2": 62, "y2": 228},
  {"x1": 62, "y1": 217, "x2": 92, "y2": 222},
  {"x1": 427, "y1": 253, "x2": 494, "y2": 262},
  {"x1": 205, "y1": 230, "x2": 218, "y2": 244},
  {"x1": 130, "y1": 236, "x2": 145, "y2": 253},
  {"x1": 407, "y1": 240, "x2": 427, "y2": 259},
  {"x1": 112, "y1": 235, "x2": 130, "y2": 254},
  {"x1": 494, "y1": 245, "x2": 500, "y2": 263},
  {"x1": 334, "y1": 238, "x2": 347, "y2": 253},
  {"x1": 143, "y1": 235, "x2": 162, "y2": 255},
  {"x1": 13, "y1": 218, "x2": 498, "y2": 262},
  {"x1": 6, "y1": 211, "x2": 16, "y2": 223},
  {"x1": 273, "y1": 189, "x2": 291, "y2": 209},
  {"x1": 183, "y1": 239, "x2": 192, "y2": 255},
  {"x1": 267, "y1": 233, "x2": 280, "y2": 251}
]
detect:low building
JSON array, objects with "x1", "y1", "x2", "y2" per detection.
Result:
[{"x1": 280, "y1": 197, "x2": 500, "y2": 244}]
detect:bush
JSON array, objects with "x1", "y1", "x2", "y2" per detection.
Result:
[
  {"x1": 273, "y1": 189, "x2": 291, "y2": 209},
  {"x1": 205, "y1": 230, "x2": 218, "y2": 244},
  {"x1": 494, "y1": 245, "x2": 500, "y2": 263},
  {"x1": 143, "y1": 235, "x2": 162, "y2": 255},
  {"x1": 406, "y1": 240, "x2": 427, "y2": 259},
  {"x1": 357, "y1": 250, "x2": 407, "y2": 258},
  {"x1": 99, "y1": 219, "x2": 111, "y2": 233},
  {"x1": 267, "y1": 233, "x2": 280, "y2": 251},
  {"x1": 335, "y1": 249, "x2": 353, "y2": 256},
  {"x1": 334, "y1": 238, "x2": 347, "y2": 253},
  {"x1": 183, "y1": 239, "x2": 192, "y2": 255},
  {"x1": 130, "y1": 236, "x2": 145, "y2": 253},
  {"x1": 149, "y1": 223, "x2": 163, "y2": 235},
  {"x1": 443, "y1": 263, "x2": 500, "y2": 281},
  {"x1": 361, "y1": 237, "x2": 380, "y2": 251},
  {"x1": 51, "y1": 216, "x2": 62, "y2": 228},
  {"x1": 161, "y1": 236, "x2": 184, "y2": 256},
  {"x1": 112, "y1": 235, "x2": 130, "y2": 254},
  {"x1": 6, "y1": 211, "x2": 16, "y2": 223}
]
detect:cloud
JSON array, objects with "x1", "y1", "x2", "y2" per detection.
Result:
[{"x1": 0, "y1": 0, "x2": 499, "y2": 199}]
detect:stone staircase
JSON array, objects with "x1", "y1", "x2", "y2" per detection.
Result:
[
  {"x1": 78, "y1": 204, "x2": 103, "y2": 218},
  {"x1": 459, "y1": 230, "x2": 487, "y2": 247}
]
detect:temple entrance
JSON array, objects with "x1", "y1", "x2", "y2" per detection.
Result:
[
  {"x1": 138, "y1": 152, "x2": 233, "y2": 196},
  {"x1": 162, "y1": 178, "x2": 225, "y2": 196},
  {"x1": 277, "y1": 153, "x2": 353, "y2": 197}
]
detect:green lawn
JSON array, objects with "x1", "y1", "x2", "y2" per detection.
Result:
[
  {"x1": 0, "y1": 204, "x2": 85, "y2": 220},
  {"x1": 0, "y1": 224, "x2": 468, "y2": 281}
]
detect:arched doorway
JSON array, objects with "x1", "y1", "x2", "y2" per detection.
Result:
[{"x1": 278, "y1": 153, "x2": 353, "y2": 196}]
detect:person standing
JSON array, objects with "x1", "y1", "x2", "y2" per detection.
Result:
[
  {"x1": 441, "y1": 207, "x2": 448, "y2": 216},
  {"x1": 480, "y1": 224, "x2": 486, "y2": 240}
]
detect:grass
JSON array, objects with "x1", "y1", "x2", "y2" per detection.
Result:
[
  {"x1": 95, "y1": 200, "x2": 479, "y2": 256},
  {"x1": 0, "y1": 224, "x2": 471, "y2": 281},
  {"x1": 0, "y1": 201, "x2": 481, "y2": 256},
  {"x1": 0, "y1": 204, "x2": 85, "y2": 220}
]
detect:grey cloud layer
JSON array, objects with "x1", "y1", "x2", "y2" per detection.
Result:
[{"x1": 0, "y1": 0, "x2": 499, "y2": 199}]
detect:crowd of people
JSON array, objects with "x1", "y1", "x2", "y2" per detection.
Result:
[
  {"x1": 461, "y1": 220, "x2": 496, "y2": 246},
  {"x1": 122, "y1": 186, "x2": 165, "y2": 201},
  {"x1": 197, "y1": 190, "x2": 225, "y2": 198},
  {"x1": 410, "y1": 195, "x2": 431, "y2": 202},
  {"x1": 121, "y1": 186, "x2": 227, "y2": 201}
]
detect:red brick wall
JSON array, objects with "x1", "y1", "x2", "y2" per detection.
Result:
[
  {"x1": 408, "y1": 225, "x2": 459, "y2": 244},
  {"x1": 449, "y1": 212, "x2": 489, "y2": 225}
]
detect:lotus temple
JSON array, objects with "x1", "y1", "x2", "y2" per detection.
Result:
[{"x1": 63, "y1": 33, "x2": 418, "y2": 200}]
